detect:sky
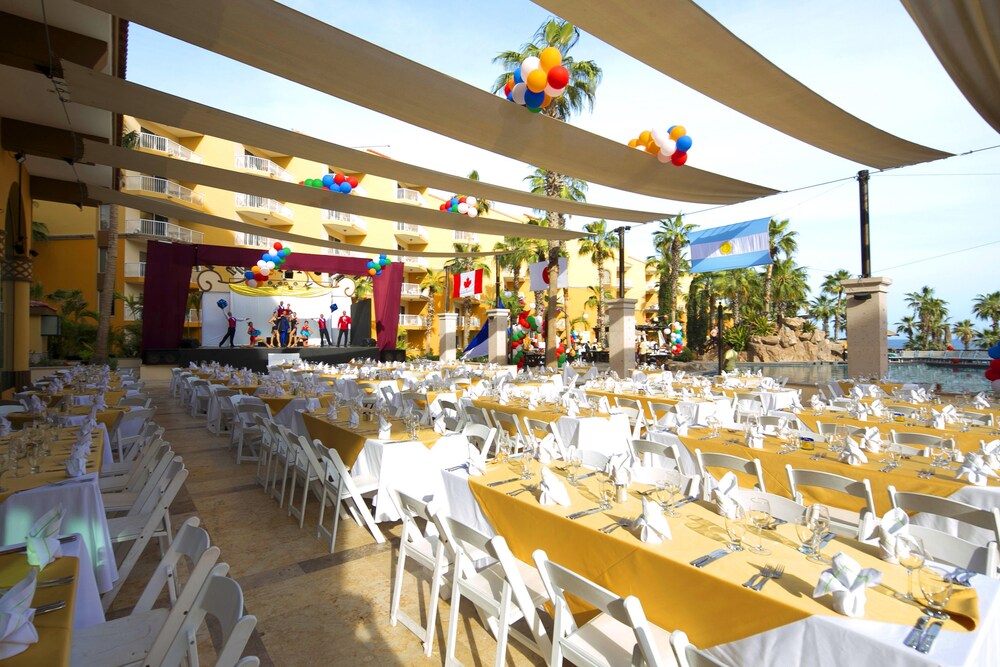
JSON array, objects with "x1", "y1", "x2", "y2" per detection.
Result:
[{"x1": 124, "y1": 0, "x2": 1000, "y2": 330}]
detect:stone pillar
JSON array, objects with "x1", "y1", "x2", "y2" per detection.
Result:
[
  {"x1": 486, "y1": 309, "x2": 509, "y2": 365},
  {"x1": 841, "y1": 277, "x2": 892, "y2": 378},
  {"x1": 2, "y1": 255, "x2": 32, "y2": 390},
  {"x1": 438, "y1": 312, "x2": 458, "y2": 362},
  {"x1": 606, "y1": 298, "x2": 637, "y2": 377}
]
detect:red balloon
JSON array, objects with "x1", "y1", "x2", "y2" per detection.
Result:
[
  {"x1": 440, "y1": 203, "x2": 447, "y2": 211},
  {"x1": 458, "y1": 196, "x2": 467, "y2": 203},
  {"x1": 298, "y1": 180, "x2": 304, "y2": 185},
  {"x1": 273, "y1": 242, "x2": 283, "y2": 251},
  {"x1": 347, "y1": 176, "x2": 359, "y2": 188},
  {"x1": 334, "y1": 173, "x2": 346, "y2": 185},
  {"x1": 671, "y1": 151, "x2": 688, "y2": 167},
  {"x1": 547, "y1": 65, "x2": 569, "y2": 89},
  {"x1": 986, "y1": 359, "x2": 1000, "y2": 381}
]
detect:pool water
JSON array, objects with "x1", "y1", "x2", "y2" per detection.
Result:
[{"x1": 736, "y1": 362, "x2": 991, "y2": 394}]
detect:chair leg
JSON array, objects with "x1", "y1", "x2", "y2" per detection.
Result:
[
  {"x1": 389, "y1": 548, "x2": 406, "y2": 627},
  {"x1": 444, "y1": 576, "x2": 463, "y2": 667},
  {"x1": 423, "y1": 561, "x2": 443, "y2": 657},
  {"x1": 493, "y1": 589, "x2": 512, "y2": 667}
]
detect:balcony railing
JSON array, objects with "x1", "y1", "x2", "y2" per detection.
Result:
[
  {"x1": 400, "y1": 282, "x2": 423, "y2": 297},
  {"x1": 399, "y1": 314, "x2": 424, "y2": 327},
  {"x1": 124, "y1": 262, "x2": 146, "y2": 278},
  {"x1": 396, "y1": 255, "x2": 429, "y2": 268},
  {"x1": 138, "y1": 132, "x2": 203, "y2": 163},
  {"x1": 124, "y1": 218, "x2": 204, "y2": 244},
  {"x1": 321, "y1": 209, "x2": 366, "y2": 230},
  {"x1": 394, "y1": 221, "x2": 427, "y2": 238},
  {"x1": 124, "y1": 175, "x2": 204, "y2": 207},
  {"x1": 396, "y1": 187, "x2": 420, "y2": 203},
  {"x1": 184, "y1": 308, "x2": 200, "y2": 323},
  {"x1": 323, "y1": 247, "x2": 355, "y2": 257},
  {"x1": 453, "y1": 230, "x2": 478, "y2": 243},
  {"x1": 233, "y1": 232, "x2": 274, "y2": 248},
  {"x1": 459, "y1": 316, "x2": 481, "y2": 328},
  {"x1": 234, "y1": 193, "x2": 294, "y2": 220},
  {"x1": 234, "y1": 154, "x2": 294, "y2": 182}
]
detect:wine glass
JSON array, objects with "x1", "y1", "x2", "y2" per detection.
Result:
[
  {"x1": 598, "y1": 473, "x2": 615, "y2": 510},
  {"x1": 662, "y1": 470, "x2": 682, "y2": 517},
  {"x1": 920, "y1": 566, "x2": 954, "y2": 619},
  {"x1": 724, "y1": 504, "x2": 747, "y2": 552},
  {"x1": 894, "y1": 534, "x2": 925, "y2": 602},
  {"x1": 520, "y1": 440, "x2": 535, "y2": 480},
  {"x1": 706, "y1": 414, "x2": 721, "y2": 439},
  {"x1": 748, "y1": 497, "x2": 772, "y2": 554},
  {"x1": 26, "y1": 442, "x2": 42, "y2": 475},
  {"x1": 795, "y1": 513, "x2": 818, "y2": 556},
  {"x1": 567, "y1": 449, "x2": 582, "y2": 484}
]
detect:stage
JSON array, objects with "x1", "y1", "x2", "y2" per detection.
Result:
[{"x1": 142, "y1": 345, "x2": 392, "y2": 372}]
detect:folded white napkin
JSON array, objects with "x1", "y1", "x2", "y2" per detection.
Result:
[
  {"x1": 65, "y1": 452, "x2": 87, "y2": 477},
  {"x1": 597, "y1": 396, "x2": 612, "y2": 414},
  {"x1": 94, "y1": 393, "x2": 108, "y2": 410},
  {"x1": 931, "y1": 410, "x2": 947, "y2": 431},
  {"x1": 631, "y1": 497, "x2": 672, "y2": 544},
  {"x1": 526, "y1": 395, "x2": 539, "y2": 410},
  {"x1": 566, "y1": 400, "x2": 579, "y2": 417},
  {"x1": 28, "y1": 395, "x2": 45, "y2": 414},
  {"x1": 910, "y1": 389, "x2": 926, "y2": 404},
  {"x1": 0, "y1": 569, "x2": 39, "y2": 659},
  {"x1": 466, "y1": 382, "x2": 484, "y2": 399},
  {"x1": 956, "y1": 452, "x2": 994, "y2": 486},
  {"x1": 941, "y1": 404, "x2": 959, "y2": 424},
  {"x1": 839, "y1": 437, "x2": 868, "y2": 465},
  {"x1": 326, "y1": 402, "x2": 337, "y2": 420},
  {"x1": 348, "y1": 409, "x2": 359, "y2": 429},
  {"x1": 605, "y1": 452, "x2": 631, "y2": 476},
  {"x1": 538, "y1": 466, "x2": 571, "y2": 506},
  {"x1": 0, "y1": 416, "x2": 10, "y2": 437},
  {"x1": 433, "y1": 415, "x2": 447, "y2": 434},
  {"x1": 981, "y1": 439, "x2": 1000, "y2": 469},
  {"x1": 869, "y1": 399, "x2": 886, "y2": 418},
  {"x1": 869, "y1": 384, "x2": 882, "y2": 398},
  {"x1": 467, "y1": 443, "x2": 487, "y2": 476},
  {"x1": 378, "y1": 415, "x2": 392, "y2": 440},
  {"x1": 26, "y1": 504, "x2": 64, "y2": 570},
  {"x1": 809, "y1": 394, "x2": 825, "y2": 410},
  {"x1": 851, "y1": 386, "x2": 866, "y2": 401},
  {"x1": 535, "y1": 434, "x2": 561, "y2": 464},
  {"x1": 711, "y1": 471, "x2": 740, "y2": 517},
  {"x1": 813, "y1": 552, "x2": 882, "y2": 617},
  {"x1": 860, "y1": 427, "x2": 883, "y2": 453},
  {"x1": 849, "y1": 403, "x2": 869, "y2": 422},
  {"x1": 744, "y1": 426, "x2": 764, "y2": 449},
  {"x1": 974, "y1": 392, "x2": 991, "y2": 409}
]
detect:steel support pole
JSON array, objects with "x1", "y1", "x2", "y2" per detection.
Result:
[{"x1": 858, "y1": 169, "x2": 871, "y2": 278}]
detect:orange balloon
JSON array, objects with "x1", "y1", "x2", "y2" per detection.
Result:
[
  {"x1": 638, "y1": 130, "x2": 652, "y2": 144},
  {"x1": 669, "y1": 125, "x2": 687, "y2": 140},
  {"x1": 627, "y1": 138, "x2": 638, "y2": 148},
  {"x1": 539, "y1": 46, "x2": 562, "y2": 72},
  {"x1": 540, "y1": 94, "x2": 553, "y2": 109},
  {"x1": 368, "y1": 268, "x2": 377, "y2": 276},
  {"x1": 645, "y1": 140, "x2": 659, "y2": 154},
  {"x1": 526, "y1": 68, "x2": 548, "y2": 93}
]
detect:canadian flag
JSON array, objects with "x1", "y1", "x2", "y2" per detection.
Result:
[{"x1": 452, "y1": 268, "x2": 483, "y2": 298}]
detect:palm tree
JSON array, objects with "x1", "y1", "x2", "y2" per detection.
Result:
[
  {"x1": 493, "y1": 235, "x2": 535, "y2": 296},
  {"x1": 445, "y1": 244, "x2": 492, "y2": 349},
  {"x1": 763, "y1": 218, "x2": 797, "y2": 320},
  {"x1": 584, "y1": 286, "x2": 611, "y2": 342},
  {"x1": 895, "y1": 315, "x2": 918, "y2": 345},
  {"x1": 770, "y1": 258, "x2": 810, "y2": 324},
  {"x1": 715, "y1": 269, "x2": 755, "y2": 324},
  {"x1": 905, "y1": 286, "x2": 949, "y2": 348},
  {"x1": 466, "y1": 170, "x2": 492, "y2": 216},
  {"x1": 821, "y1": 269, "x2": 852, "y2": 340},
  {"x1": 651, "y1": 215, "x2": 695, "y2": 324},
  {"x1": 973, "y1": 291, "x2": 1000, "y2": 330},
  {"x1": 953, "y1": 319, "x2": 976, "y2": 350},
  {"x1": 420, "y1": 269, "x2": 445, "y2": 355},
  {"x1": 577, "y1": 220, "x2": 618, "y2": 346},
  {"x1": 496, "y1": 20, "x2": 601, "y2": 366},
  {"x1": 808, "y1": 294, "x2": 836, "y2": 338}
]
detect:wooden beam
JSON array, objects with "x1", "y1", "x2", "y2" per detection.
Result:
[
  {"x1": 29, "y1": 176, "x2": 100, "y2": 208},
  {"x1": 0, "y1": 118, "x2": 106, "y2": 161},
  {"x1": 0, "y1": 11, "x2": 108, "y2": 75}
]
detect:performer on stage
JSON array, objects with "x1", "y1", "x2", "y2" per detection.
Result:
[
  {"x1": 265, "y1": 312, "x2": 280, "y2": 347},
  {"x1": 297, "y1": 321, "x2": 312, "y2": 347},
  {"x1": 246, "y1": 322, "x2": 259, "y2": 348},
  {"x1": 219, "y1": 311, "x2": 244, "y2": 348},
  {"x1": 336, "y1": 311, "x2": 352, "y2": 347},
  {"x1": 277, "y1": 310, "x2": 291, "y2": 347},
  {"x1": 317, "y1": 313, "x2": 332, "y2": 347}
]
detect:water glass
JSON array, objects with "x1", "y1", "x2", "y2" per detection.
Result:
[
  {"x1": 26, "y1": 443, "x2": 43, "y2": 475},
  {"x1": 662, "y1": 470, "x2": 682, "y2": 517},
  {"x1": 748, "y1": 497, "x2": 772, "y2": 554},
  {"x1": 795, "y1": 514, "x2": 818, "y2": 555},
  {"x1": 894, "y1": 534, "x2": 925, "y2": 602},
  {"x1": 598, "y1": 474, "x2": 615, "y2": 510},
  {"x1": 919, "y1": 565, "x2": 954, "y2": 619},
  {"x1": 724, "y1": 504, "x2": 747, "y2": 552},
  {"x1": 567, "y1": 449, "x2": 582, "y2": 484}
]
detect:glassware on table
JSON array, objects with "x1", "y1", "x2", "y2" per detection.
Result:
[
  {"x1": 26, "y1": 442, "x2": 43, "y2": 475},
  {"x1": 748, "y1": 497, "x2": 772, "y2": 554},
  {"x1": 567, "y1": 449, "x2": 582, "y2": 484},
  {"x1": 928, "y1": 443, "x2": 946, "y2": 468},
  {"x1": 662, "y1": 470, "x2": 682, "y2": 517},
  {"x1": 920, "y1": 565, "x2": 954, "y2": 619},
  {"x1": 894, "y1": 534, "x2": 926, "y2": 602},
  {"x1": 806, "y1": 504, "x2": 831, "y2": 562},
  {"x1": 597, "y1": 474, "x2": 615, "y2": 510},
  {"x1": 7, "y1": 440, "x2": 22, "y2": 479},
  {"x1": 724, "y1": 504, "x2": 747, "y2": 552},
  {"x1": 706, "y1": 414, "x2": 721, "y2": 439},
  {"x1": 795, "y1": 513, "x2": 819, "y2": 556},
  {"x1": 519, "y1": 441, "x2": 535, "y2": 480},
  {"x1": 0, "y1": 452, "x2": 9, "y2": 493}
]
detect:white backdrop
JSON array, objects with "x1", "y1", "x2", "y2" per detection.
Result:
[{"x1": 200, "y1": 289, "x2": 352, "y2": 346}]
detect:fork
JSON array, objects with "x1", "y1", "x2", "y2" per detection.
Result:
[
  {"x1": 600, "y1": 519, "x2": 631, "y2": 534},
  {"x1": 742, "y1": 565, "x2": 771, "y2": 589},
  {"x1": 755, "y1": 564, "x2": 785, "y2": 591}
]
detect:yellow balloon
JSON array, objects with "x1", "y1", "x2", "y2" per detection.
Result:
[
  {"x1": 638, "y1": 130, "x2": 652, "y2": 144},
  {"x1": 627, "y1": 138, "x2": 638, "y2": 148},
  {"x1": 540, "y1": 94, "x2": 553, "y2": 109},
  {"x1": 645, "y1": 140, "x2": 659, "y2": 154},
  {"x1": 669, "y1": 125, "x2": 687, "y2": 140},
  {"x1": 539, "y1": 46, "x2": 562, "y2": 72},
  {"x1": 526, "y1": 68, "x2": 548, "y2": 93}
]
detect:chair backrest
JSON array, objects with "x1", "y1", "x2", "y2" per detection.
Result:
[
  {"x1": 889, "y1": 430, "x2": 953, "y2": 448},
  {"x1": 464, "y1": 405, "x2": 493, "y2": 429},
  {"x1": 134, "y1": 517, "x2": 220, "y2": 612},
  {"x1": 815, "y1": 421, "x2": 865, "y2": 437},
  {"x1": 235, "y1": 402, "x2": 271, "y2": 427},
  {"x1": 766, "y1": 410, "x2": 805, "y2": 431},
  {"x1": 647, "y1": 401, "x2": 676, "y2": 424},
  {"x1": 485, "y1": 535, "x2": 552, "y2": 656},
  {"x1": 695, "y1": 449, "x2": 766, "y2": 492},
  {"x1": 785, "y1": 464, "x2": 875, "y2": 531},
  {"x1": 670, "y1": 629, "x2": 726, "y2": 667},
  {"x1": 615, "y1": 397, "x2": 641, "y2": 412},
  {"x1": 732, "y1": 489, "x2": 806, "y2": 524},
  {"x1": 461, "y1": 423, "x2": 496, "y2": 457},
  {"x1": 959, "y1": 410, "x2": 993, "y2": 426},
  {"x1": 631, "y1": 439, "x2": 681, "y2": 471},
  {"x1": 579, "y1": 449, "x2": 610, "y2": 471},
  {"x1": 490, "y1": 410, "x2": 525, "y2": 443},
  {"x1": 533, "y1": 549, "x2": 671, "y2": 667},
  {"x1": 888, "y1": 484, "x2": 1000, "y2": 562},
  {"x1": 0, "y1": 405, "x2": 26, "y2": 416},
  {"x1": 522, "y1": 417, "x2": 551, "y2": 445}
]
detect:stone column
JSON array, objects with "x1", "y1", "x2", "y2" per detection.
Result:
[
  {"x1": 606, "y1": 298, "x2": 637, "y2": 377},
  {"x1": 2, "y1": 255, "x2": 32, "y2": 390},
  {"x1": 486, "y1": 308, "x2": 509, "y2": 365},
  {"x1": 438, "y1": 312, "x2": 458, "y2": 362},
  {"x1": 841, "y1": 277, "x2": 892, "y2": 378}
]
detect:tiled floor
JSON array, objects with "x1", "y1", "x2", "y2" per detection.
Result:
[{"x1": 113, "y1": 377, "x2": 544, "y2": 666}]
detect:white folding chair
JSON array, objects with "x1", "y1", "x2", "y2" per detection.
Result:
[
  {"x1": 890, "y1": 430, "x2": 954, "y2": 452},
  {"x1": 234, "y1": 402, "x2": 272, "y2": 464},
  {"x1": 208, "y1": 388, "x2": 238, "y2": 436},
  {"x1": 168, "y1": 368, "x2": 188, "y2": 397},
  {"x1": 695, "y1": 449, "x2": 766, "y2": 492},
  {"x1": 119, "y1": 396, "x2": 152, "y2": 409},
  {"x1": 102, "y1": 445, "x2": 177, "y2": 515},
  {"x1": 579, "y1": 449, "x2": 610, "y2": 471},
  {"x1": 490, "y1": 410, "x2": 526, "y2": 452},
  {"x1": 110, "y1": 407, "x2": 155, "y2": 463},
  {"x1": 671, "y1": 629, "x2": 726, "y2": 667},
  {"x1": 785, "y1": 465, "x2": 875, "y2": 537},
  {"x1": 189, "y1": 379, "x2": 211, "y2": 417},
  {"x1": 461, "y1": 423, "x2": 497, "y2": 457},
  {"x1": 959, "y1": 410, "x2": 994, "y2": 427},
  {"x1": 99, "y1": 427, "x2": 166, "y2": 491},
  {"x1": 647, "y1": 401, "x2": 676, "y2": 425},
  {"x1": 315, "y1": 443, "x2": 383, "y2": 552},
  {"x1": 464, "y1": 404, "x2": 493, "y2": 429},
  {"x1": 533, "y1": 549, "x2": 673, "y2": 666},
  {"x1": 437, "y1": 398, "x2": 464, "y2": 431},
  {"x1": 286, "y1": 432, "x2": 325, "y2": 529},
  {"x1": 632, "y1": 438, "x2": 682, "y2": 471}
]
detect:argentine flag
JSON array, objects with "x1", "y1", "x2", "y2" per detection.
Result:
[
  {"x1": 462, "y1": 323, "x2": 490, "y2": 360},
  {"x1": 687, "y1": 217, "x2": 771, "y2": 274}
]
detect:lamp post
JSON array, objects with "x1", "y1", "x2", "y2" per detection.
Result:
[{"x1": 716, "y1": 300, "x2": 724, "y2": 376}]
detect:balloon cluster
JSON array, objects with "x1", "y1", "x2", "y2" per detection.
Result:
[
  {"x1": 439, "y1": 195, "x2": 479, "y2": 217},
  {"x1": 627, "y1": 125, "x2": 693, "y2": 167},
  {"x1": 216, "y1": 299, "x2": 228, "y2": 310},
  {"x1": 986, "y1": 342, "x2": 1000, "y2": 392},
  {"x1": 244, "y1": 241, "x2": 291, "y2": 288},
  {"x1": 501, "y1": 46, "x2": 569, "y2": 113},
  {"x1": 301, "y1": 172, "x2": 358, "y2": 194},
  {"x1": 366, "y1": 254, "x2": 392, "y2": 276},
  {"x1": 668, "y1": 321, "x2": 685, "y2": 356},
  {"x1": 509, "y1": 310, "x2": 543, "y2": 367}
]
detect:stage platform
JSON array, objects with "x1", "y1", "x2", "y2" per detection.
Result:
[{"x1": 143, "y1": 345, "x2": 388, "y2": 372}]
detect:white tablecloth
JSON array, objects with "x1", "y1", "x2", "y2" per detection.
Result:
[
  {"x1": 672, "y1": 398, "x2": 734, "y2": 427},
  {"x1": 0, "y1": 474, "x2": 117, "y2": 594},
  {"x1": 273, "y1": 398, "x2": 320, "y2": 430},
  {"x1": 552, "y1": 414, "x2": 631, "y2": 456},
  {"x1": 753, "y1": 389, "x2": 798, "y2": 413}
]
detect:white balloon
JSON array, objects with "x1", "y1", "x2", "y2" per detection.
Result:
[
  {"x1": 650, "y1": 127, "x2": 668, "y2": 147},
  {"x1": 247, "y1": 279, "x2": 257, "y2": 288},
  {"x1": 659, "y1": 139, "x2": 677, "y2": 157},
  {"x1": 657, "y1": 150, "x2": 672, "y2": 163},
  {"x1": 544, "y1": 84, "x2": 566, "y2": 97},
  {"x1": 520, "y1": 56, "x2": 540, "y2": 81},
  {"x1": 465, "y1": 196, "x2": 477, "y2": 208},
  {"x1": 266, "y1": 261, "x2": 275, "y2": 269},
  {"x1": 511, "y1": 82, "x2": 527, "y2": 105},
  {"x1": 457, "y1": 202, "x2": 469, "y2": 214},
  {"x1": 257, "y1": 260, "x2": 266, "y2": 268},
  {"x1": 467, "y1": 207, "x2": 478, "y2": 218},
  {"x1": 260, "y1": 267, "x2": 270, "y2": 276}
]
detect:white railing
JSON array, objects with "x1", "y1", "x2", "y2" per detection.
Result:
[
  {"x1": 124, "y1": 175, "x2": 204, "y2": 207},
  {"x1": 321, "y1": 210, "x2": 366, "y2": 230},
  {"x1": 184, "y1": 308, "x2": 200, "y2": 323},
  {"x1": 124, "y1": 218, "x2": 204, "y2": 243},
  {"x1": 394, "y1": 221, "x2": 427, "y2": 238},
  {"x1": 399, "y1": 314, "x2": 423, "y2": 327},
  {"x1": 234, "y1": 154, "x2": 294, "y2": 182},
  {"x1": 233, "y1": 232, "x2": 274, "y2": 248},
  {"x1": 234, "y1": 193, "x2": 294, "y2": 220},
  {"x1": 400, "y1": 282, "x2": 422, "y2": 297},
  {"x1": 459, "y1": 316, "x2": 481, "y2": 328},
  {"x1": 323, "y1": 247, "x2": 355, "y2": 257},
  {"x1": 453, "y1": 230, "x2": 478, "y2": 243},
  {"x1": 396, "y1": 255, "x2": 429, "y2": 268},
  {"x1": 646, "y1": 280, "x2": 658, "y2": 291},
  {"x1": 396, "y1": 187, "x2": 420, "y2": 203},
  {"x1": 139, "y1": 132, "x2": 203, "y2": 163},
  {"x1": 124, "y1": 262, "x2": 146, "y2": 278}
]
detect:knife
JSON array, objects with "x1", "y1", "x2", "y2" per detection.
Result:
[
  {"x1": 690, "y1": 549, "x2": 727, "y2": 568},
  {"x1": 575, "y1": 471, "x2": 599, "y2": 481},
  {"x1": 904, "y1": 615, "x2": 930, "y2": 649},
  {"x1": 670, "y1": 495, "x2": 697, "y2": 508},
  {"x1": 916, "y1": 620, "x2": 942, "y2": 654},
  {"x1": 487, "y1": 477, "x2": 520, "y2": 487},
  {"x1": 695, "y1": 549, "x2": 733, "y2": 568},
  {"x1": 817, "y1": 532, "x2": 836, "y2": 550},
  {"x1": 566, "y1": 507, "x2": 604, "y2": 520}
]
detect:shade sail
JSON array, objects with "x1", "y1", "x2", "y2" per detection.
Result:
[
  {"x1": 903, "y1": 0, "x2": 1000, "y2": 137},
  {"x1": 80, "y1": 140, "x2": 584, "y2": 242},
  {"x1": 87, "y1": 186, "x2": 505, "y2": 259},
  {"x1": 532, "y1": 0, "x2": 952, "y2": 169},
  {"x1": 72, "y1": 0, "x2": 777, "y2": 204},
  {"x1": 61, "y1": 62, "x2": 669, "y2": 224}
]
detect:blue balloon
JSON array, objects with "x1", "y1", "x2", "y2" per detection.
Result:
[
  {"x1": 667, "y1": 125, "x2": 676, "y2": 133},
  {"x1": 367, "y1": 260, "x2": 375, "y2": 269},
  {"x1": 321, "y1": 174, "x2": 334, "y2": 187},
  {"x1": 506, "y1": 91, "x2": 514, "y2": 102},
  {"x1": 675, "y1": 135, "x2": 693, "y2": 152},
  {"x1": 244, "y1": 270, "x2": 254, "y2": 280},
  {"x1": 379, "y1": 254, "x2": 387, "y2": 260},
  {"x1": 512, "y1": 69, "x2": 523, "y2": 85},
  {"x1": 524, "y1": 89, "x2": 544, "y2": 107},
  {"x1": 339, "y1": 182, "x2": 352, "y2": 194},
  {"x1": 989, "y1": 342, "x2": 1000, "y2": 359},
  {"x1": 216, "y1": 299, "x2": 228, "y2": 309}
]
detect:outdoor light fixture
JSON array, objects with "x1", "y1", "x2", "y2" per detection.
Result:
[{"x1": 14, "y1": 152, "x2": 25, "y2": 164}]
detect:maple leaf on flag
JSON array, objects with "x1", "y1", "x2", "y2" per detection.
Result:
[{"x1": 464, "y1": 278, "x2": 472, "y2": 288}]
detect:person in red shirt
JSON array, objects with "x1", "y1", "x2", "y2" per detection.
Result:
[
  {"x1": 219, "y1": 311, "x2": 243, "y2": 348},
  {"x1": 336, "y1": 312, "x2": 351, "y2": 347},
  {"x1": 317, "y1": 313, "x2": 332, "y2": 347},
  {"x1": 246, "y1": 321, "x2": 258, "y2": 347}
]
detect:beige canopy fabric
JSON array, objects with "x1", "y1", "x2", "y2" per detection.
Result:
[
  {"x1": 62, "y1": 62, "x2": 668, "y2": 224},
  {"x1": 73, "y1": 0, "x2": 777, "y2": 205},
  {"x1": 532, "y1": 0, "x2": 951, "y2": 169},
  {"x1": 903, "y1": 0, "x2": 1000, "y2": 137},
  {"x1": 87, "y1": 186, "x2": 505, "y2": 259},
  {"x1": 80, "y1": 140, "x2": 584, "y2": 242}
]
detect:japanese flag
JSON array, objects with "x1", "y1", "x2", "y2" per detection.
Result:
[{"x1": 453, "y1": 269, "x2": 483, "y2": 298}]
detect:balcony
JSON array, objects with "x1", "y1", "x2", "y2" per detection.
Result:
[
  {"x1": 322, "y1": 247, "x2": 356, "y2": 257},
  {"x1": 138, "y1": 132, "x2": 203, "y2": 163},
  {"x1": 124, "y1": 218, "x2": 204, "y2": 244},
  {"x1": 395, "y1": 187, "x2": 421, "y2": 203},
  {"x1": 124, "y1": 262, "x2": 146, "y2": 278},
  {"x1": 459, "y1": 316, "x2": 481, "y2": 329},
  {"x1": 234, "y1": 193, "x2": 294, "y2": 226},
  {"x1": 400, "y1": 282, "x2": 427, "y2": 301},
  {"x1": 646, "y1": 280, "x2": 658, "y2": 293},
  {"x1": 184, "y1": 308, "x2": 200, "y2": 323},
  {"x1": 234, "y1": 155, "x2": 294, "y2": 182},
  {"x1": 321, "y1": 209, "x2": 367, "y2": 236},
  {"x1": 399, "y1": 314, "x2": 424, "y2": 328},
  {"x1": 233, "y1": 232, "x2": 274, "y2": 248},
  {"x1": 453, "y1": 230, "x2": 479, "y2": 244},
  {"x1": 396, "y1": 255, "x2": 430, "y2": 272},
  {"x1": 394, "y1": 221, "x2": 428, "y2": 244},
  {"x1": 124, "y1": 175, "x2": 204, "y2": 208}
]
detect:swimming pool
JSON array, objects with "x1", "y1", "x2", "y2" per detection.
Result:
[{"x1": 736, "y1": 361, "x2": 991, "y2": 394}]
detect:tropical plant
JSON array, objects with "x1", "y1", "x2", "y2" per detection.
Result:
[
  {"x1": 723, "y1": 323, "x2": 753, "y2": 352},
  {"x1": 904, "y1": 286, "x2": 949, "y2": 349},
  {"x1": 466, "y1": 169, "x2": 492, "y2": 216},
  {"x1": 353, "y1": 276, "x2": 373, "y2": 303},
  {"x1": 895, "y1": 315, "x2": 918, "y2": 343},
  {"x1": 651, "y1": 215, "x2": 695, "y2": 325},
  {"x1": 769, "y1": 258, "x2": 810, "y2": 323},
  {"x1": 973, "y1": 291, "x2": 1000, "y2": 330},
  {"x1": 46, "y1": 288, "x2": 98, "y2": 359},
  {"x1": 685, "y1": 273, "x2": 716, "y2": 355},
  {"x1": 31, "y1": 221, "x2": 49, "y2": 243},
  {"x1": 714, "y1": 269, "x2": 756, "y2": 324},
  {"x1": 952, "y1": 319, "x2": 976, "y2": 350},
  {"x1": 821, "y1": 269, "x2": 852, "y2": 340},
  {"x1": 493, "y1": 235, "x2": 535, "y2": 295},
  {"x1": 419, "y1": 269, "x2": 445, "y2": 355},
  {"x1": 762, "y1": 219, "x2": 797, "y2": 319},
  {"x1": 577, "y1": 219, "x2": 618, "y2": 346}
]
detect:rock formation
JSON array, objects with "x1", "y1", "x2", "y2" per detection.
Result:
[{"x1": 746, "y1": 317, "x2": 846, "y2": 363}]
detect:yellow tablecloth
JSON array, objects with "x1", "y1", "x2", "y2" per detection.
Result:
[
  {"x1": 797, "y1": 411, "x2": 993, "y2": 455},
  {"x1": 259, "y1": 394, "x2": 333, "y2": 415},
  {"x1": 302, "y1": 409, "x2": 440, "y2": 467},
  {"x1": 468, "y1": 460, "x2": 976, "y2": 648},
  {"x1": 0, "y1": 553, "x2": 79, "y2": 667},
  {"x1": 0, "y1": 428, "x2": 105, "y2": 504}
]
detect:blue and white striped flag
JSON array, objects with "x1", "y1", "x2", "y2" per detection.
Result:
[
  {"x1": 687, "y1": 217, "x2": 771, "y2": 273},
  {"x1": 462, "y1": 323, "x2": 489, "y2": 360}
]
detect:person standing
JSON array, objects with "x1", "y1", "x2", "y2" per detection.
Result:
[
  {"x1": 219, "y1": 311, "x2": 243, "y2": 348},
  {"x1": 723, "y1": 341, "x2": 738, "y2": 372},
  {"x1": 277, "y1": 310, "x2": 290, "y2": 347},
  {"x1": 317, "y1": 313, "x2": 332, "y2": 347},
  {"x1": 336, "y1": 311, "x2": 352, "y2": 347}
]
